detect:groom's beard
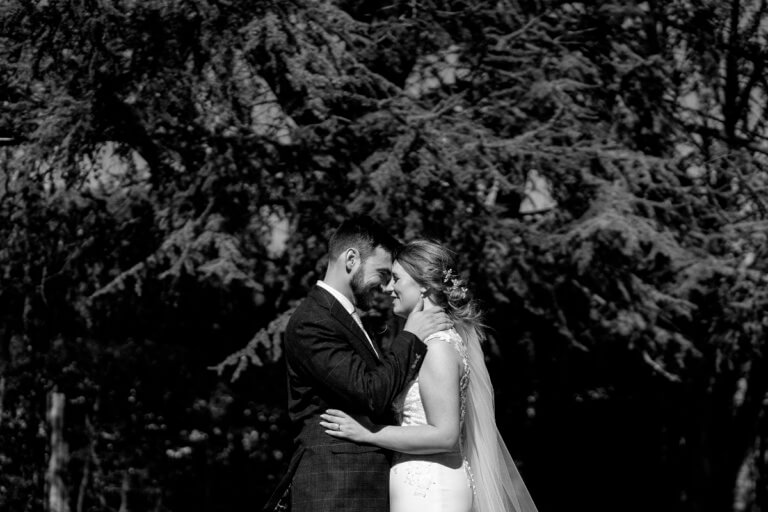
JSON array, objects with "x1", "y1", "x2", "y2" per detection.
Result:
[{"x1": 350, "y1": 269, "x2": 374, "y2": 310}]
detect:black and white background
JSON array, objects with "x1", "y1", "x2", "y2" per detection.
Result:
[{"x1": 1, "y1": 1, "x2": 767, "y2": 511}]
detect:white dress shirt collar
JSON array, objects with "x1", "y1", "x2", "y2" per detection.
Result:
[{"x1": 316, "y1": 280, "x2": 355, "y2": 314}]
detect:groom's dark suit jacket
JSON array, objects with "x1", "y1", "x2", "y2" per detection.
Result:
[{"x1": 274, "y1": 285, "x2": 426, "y2": 512}]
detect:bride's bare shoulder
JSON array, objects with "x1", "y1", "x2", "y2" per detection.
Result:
[
  {"x1": 423, "y1": 328, "x2": 460, "y2": 345},
  {"x1": 421, "y1": 329, "x2": 463, "y2": 368}
]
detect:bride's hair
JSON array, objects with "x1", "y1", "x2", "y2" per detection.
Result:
[{"x1": 395, "y1": 240, "x2": 483, "y2": 329}]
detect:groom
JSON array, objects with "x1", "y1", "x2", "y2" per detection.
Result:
[{"x1": 268, "y1": 216, "x2": 451, "y2": 512}]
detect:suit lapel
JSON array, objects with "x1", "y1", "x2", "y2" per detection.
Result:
[
  {"x1": 309, "y1": 286, "x2": 380, "y2": 363},
  {"x1": 330, "y1": 302, "x2": 381, "y2": 361}
]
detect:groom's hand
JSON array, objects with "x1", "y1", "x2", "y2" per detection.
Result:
[{"x1": 402, "y1": 297, "x2": 452, "y2": 341}]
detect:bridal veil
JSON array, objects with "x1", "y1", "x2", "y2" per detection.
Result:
[{"x1": 458, "y1": 323, "x2": 539, "y2": 512}]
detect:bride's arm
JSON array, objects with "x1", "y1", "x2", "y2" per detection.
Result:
[{"x1": 320, "y1": 340, "x2": 462, "y2": 454}]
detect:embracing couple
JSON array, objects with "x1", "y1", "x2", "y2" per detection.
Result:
[{"x1": 265, "y1": 216, "x2": 538, "y2": 512}]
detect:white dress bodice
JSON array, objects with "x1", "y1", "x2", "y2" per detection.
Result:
[
  {"x1": 389, "y1": 328, "x2": 474, "y2": 512},
  {"x1": 392, "y1": 328, "x2": 470, "y2": 429}
]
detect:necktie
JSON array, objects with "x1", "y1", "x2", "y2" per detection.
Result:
[{"x1": 351, "y1": 309, "x2": 380, "y2": 359}]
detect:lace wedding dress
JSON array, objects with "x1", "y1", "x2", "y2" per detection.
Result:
[
  {"x1": 389, "y1": 328, "x2": 474, "y2": 512},
  {"x1": 389, "y1": 327, "x2": 539, "y2": 512}
]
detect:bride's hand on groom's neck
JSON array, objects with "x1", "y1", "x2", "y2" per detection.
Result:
[{"x1": 403, "y1": 297, "x2": 453, "y2": 342}]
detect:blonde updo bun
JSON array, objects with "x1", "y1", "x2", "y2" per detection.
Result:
[{"x1": 395, "y1": 240, "x2": 482, "y2": 325}]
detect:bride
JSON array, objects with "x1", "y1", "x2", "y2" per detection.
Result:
[{"x1": 320, "y1": 240, "x2": 538, "y2": 512}]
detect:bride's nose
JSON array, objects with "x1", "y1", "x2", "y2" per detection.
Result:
[{"x1": 382, "y1": 278, "x2": 394, "y2": 293}]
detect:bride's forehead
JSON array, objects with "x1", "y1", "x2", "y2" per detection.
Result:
[{"x1": 392, "y1": 261, "x2": 413, "y2": 278}]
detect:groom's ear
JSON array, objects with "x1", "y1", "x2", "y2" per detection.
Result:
[{"x1": 344, "y1": 248, "x2": 360, "y2": 273}]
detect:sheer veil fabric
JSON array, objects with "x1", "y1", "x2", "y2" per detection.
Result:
[{"x1": 456, "y1": 322, "x2": 539, "y2": 512}]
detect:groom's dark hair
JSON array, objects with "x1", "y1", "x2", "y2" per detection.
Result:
[{"x1": 328, "y1": 216, "x2": 401, "y2": 262}]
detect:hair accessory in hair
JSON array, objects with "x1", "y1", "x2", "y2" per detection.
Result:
[{"x1": 442, "y1": 268, "x2": 468, "y2": 300}]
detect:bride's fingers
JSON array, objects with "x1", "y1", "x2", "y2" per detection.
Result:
[
  {"x1": 320, "y1": 420, "x2": 347, "y2": 436},
  {"x1": 325, "y1": 408, "x2": 346, "y2": 417},
  {"x1": 320, "y1": 413, "x2": 344, "y2": 424},
  {"x1": 321, "y1": 424, "x2": 344, "y2": 433}
]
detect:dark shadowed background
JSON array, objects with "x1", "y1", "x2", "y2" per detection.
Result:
[{"x1": 1, "y1": 1, "x2": 767, "y2": 511}]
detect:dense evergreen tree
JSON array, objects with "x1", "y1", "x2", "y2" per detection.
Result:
[{"x1": 1, "y1": 1, "x2": 766, "y2": 511}]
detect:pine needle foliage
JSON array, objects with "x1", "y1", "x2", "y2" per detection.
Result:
[{"x1": 1, "y1": 0, "x2": 768, "y2": 510}]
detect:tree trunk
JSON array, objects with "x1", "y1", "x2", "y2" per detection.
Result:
[
  {"x1": 119, "y1": 470, "x2": 130, "y2": 512},
  {"x1": 75, "y1": 416, "x2": 93, "y2": 512},
  {"x1": 46, "y1": 391, "x2": 70, "y2": 512},
  {"x1": 0, "y1": 376, "x2": 5, "y2": 428}
]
